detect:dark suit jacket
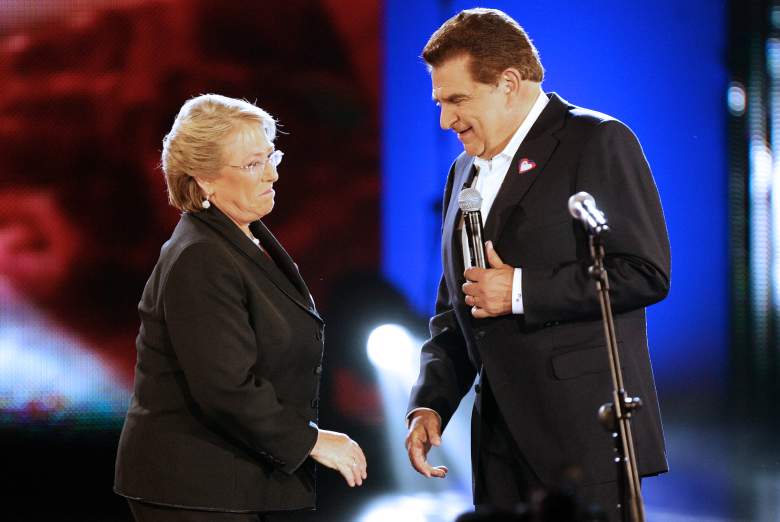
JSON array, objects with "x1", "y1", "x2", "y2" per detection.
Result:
[
  {"x1": 408, "y1": 93, "x2": 671, "y2": 487},
  {"x1": 114, "y1": 206, "x2": 325, "y2": 512}
]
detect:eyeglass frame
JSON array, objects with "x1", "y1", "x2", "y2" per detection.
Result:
[{"x1": 227, "y1": 149, "x2": 284, "y2": 173}]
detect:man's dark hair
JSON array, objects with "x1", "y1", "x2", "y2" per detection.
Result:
[{"x1": 422, "y1": 8, "x2": 544, "y2": 84}]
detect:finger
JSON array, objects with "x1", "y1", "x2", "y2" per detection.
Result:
[
  {"x1": 431, "y1": 465, "x2": 449, "y2": 478},
  {"x1": 355, "y1": 451, "x2": 366, "y2": 471},
  {"x1": 356, "y1": 458, "x2": 367, "y2": 481},
  {"x1": 428, "y1": 467, "x2": 445, "y2": 478},
  {"x1": 422, "y1": 462, "x2": 444, "y2": 478},
  {"x1": 472, "y1": 306, "x2": 489, "y2": 319},
  {"x1": 345, "y1": 442, "x2": 366, "y2": 485},
  {"x1": 423, "y1": 423, "x2": 442, "y2": 447},
  {"x1": 351, "y1": 461, "x2": 363, "y2": 486},
  {"x1": 354, "y1": 445, "x2": 367, "y2": 469},
  {"x1": 339, "y1": 464, "x2": 356, "y2": 487},
  {"x1": 463, "y1": 267, "x2": 483, "y2": 281},
  {"x1": 462, "y1": 281, "x2": 476, "y2": 295},
  {"x1": 409, "y1": 444, "x2": 432, "y2": 477},
  {"x1": 485, "y1": 241, "x2": 504, "y2": 268},
  {"x1": 414, "y1": 458, "x2": 440, "y2": 478},
  {"x1": 415, "y1": 456, "x2": 445, "y2": 479},
  {"x1": 355, "y1": 461, "x2": 367, "y2": 481},
  {"x1": 409, "y1": 441, "x2": 427, "y2": 465},
  {"x1": 405, "y1": 425, "x2": 427, "y2": 451},
  {"x1": 405, "y1": 438, "x2": 424, "y2": 460}
]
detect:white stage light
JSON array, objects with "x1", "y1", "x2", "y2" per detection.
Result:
[
  {"x1": 366, "y1": 323, "x2": 416, "y2": 374},
  {"x1": 355, "y1": 491, "x2": 472, "y2": 522},
  {"x1": 366, "y1": 321, "x2": 474, "y2": 494}
]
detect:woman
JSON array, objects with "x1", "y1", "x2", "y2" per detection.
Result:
[{"x1": 114, "y1": 94, "x2": 367, "y2": 521}]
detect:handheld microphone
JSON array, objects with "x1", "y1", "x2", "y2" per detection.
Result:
[
  {"x1": 458, "y1": 187, "x2": 487, "y2": 268},
  {"x1": 568, "y1": 191, "x2": 610, "y2": 235}
]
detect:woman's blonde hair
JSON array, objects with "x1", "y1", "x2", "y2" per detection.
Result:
[{"x1": 161, "y1": 94, "x2": 276, "y2": 212}]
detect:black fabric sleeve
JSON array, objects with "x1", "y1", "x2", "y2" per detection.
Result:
[
  {"x1": 408, "y1": 159, "x2": 479, "y2": 429},
  {"x1": 408, "y1": 281, "x2": 478, "y2": 430},
  {"x1": 522, "y1": 120, "x2": 671, "y2": 327}
]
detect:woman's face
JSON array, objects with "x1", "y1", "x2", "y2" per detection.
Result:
[{"x1": 207, "y1": 124, "x2": 279, "y2": 227}]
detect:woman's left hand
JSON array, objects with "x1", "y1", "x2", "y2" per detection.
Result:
[{"x1": 309, "y1": 429, "x2": 367, "y2": 487}]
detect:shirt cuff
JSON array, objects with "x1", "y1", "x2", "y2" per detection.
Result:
[
  {"x1": 406, "y1": 407, "x2": 442, "y2": 428},
  {"x1": 512, "y1": 268, "x2": 524, "y2": 314}
]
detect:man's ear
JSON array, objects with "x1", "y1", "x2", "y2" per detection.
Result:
[{"x1": 500, "y1": 68, "x2": 523, "y2": 95}]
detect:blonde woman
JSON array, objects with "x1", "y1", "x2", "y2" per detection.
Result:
[{"x1": 114, "y1": 94, "x2": 366, "y2": 522}]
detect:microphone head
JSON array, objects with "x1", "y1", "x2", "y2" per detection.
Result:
[
  {"x1": 458, "y1": 187, "x2": 483, "y2": 212},
  {"x1": 567, "y1": 191, "x2": 595, "y2": 219}
]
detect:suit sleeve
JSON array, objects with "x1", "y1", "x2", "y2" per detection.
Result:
[
  {"x1": 407, "y1": 159, "x2": 479, "y2": 430},
  {"x1": 522, "y1": 120, "x2": 671, "y2": 327},
  {"x1": 162, "y1": 241, "x2": 317, "y2": 475}
]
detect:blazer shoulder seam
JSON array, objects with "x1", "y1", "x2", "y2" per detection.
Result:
[{"x1": 159, "y1": 239, "x2": 243, "y2": 303}]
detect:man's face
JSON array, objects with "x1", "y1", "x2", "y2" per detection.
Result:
[{"x1": 431, "y1": 55, "x2": 511, "y2": 159}]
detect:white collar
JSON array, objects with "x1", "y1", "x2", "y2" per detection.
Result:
[{"x1": 474, "y1": 88, "x2": 548, "y2": 169}]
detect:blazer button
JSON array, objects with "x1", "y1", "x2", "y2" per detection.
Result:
[
  {"x1": 314, "y1": 364, "x2": 323, "y2": 375},
  {"x1": 310, "y1": 399, "x2": 320, "y2": 409},
  {"x1": 474, "y1": 330, "x2": 485, "y2": 340},
  {"x1": 316, "y1": 331, "x2": 323, "y2": 341},
  {"x1": 474, "y1": 383, "x2": 481, "y2": 394}
]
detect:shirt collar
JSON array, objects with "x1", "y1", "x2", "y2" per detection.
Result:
[{"x1": 474, "y1": 88, "x2": 549, "y2": 170}]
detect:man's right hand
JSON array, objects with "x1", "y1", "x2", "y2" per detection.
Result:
[{"x1": 405, "y1": 410, "x2": 448, "y2": 478}]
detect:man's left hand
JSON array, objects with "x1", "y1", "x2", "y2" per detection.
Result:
[{"x1": 463, "y1": 241, "x2": 514, "y2": 319}]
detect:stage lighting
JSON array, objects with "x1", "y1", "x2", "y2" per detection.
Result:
[
  {"x1": 366, "y1": 323, "x2": 416, "y2": 374},
  {"x1": 355, "y1": 491, "x2": 471, "y2": 522},
  {"x1": 366, "y1": 322, "x2": 473, "y2": 494}
]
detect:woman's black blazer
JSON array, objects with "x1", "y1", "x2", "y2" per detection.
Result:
[{"x1": 114, "y1": 206, "x2": 325, "y2": 512}]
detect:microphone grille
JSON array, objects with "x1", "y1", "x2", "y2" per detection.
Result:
[
  {"x1": 567, "y1": 191, "x2": 595, "y2": 219},
  {"x1": 458, "y1": 188, "x2": 483, "y2": 212}
]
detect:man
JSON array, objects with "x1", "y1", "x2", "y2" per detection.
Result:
[{"x1": 405, "y1": 8, "x2": 670, "y2": 520}]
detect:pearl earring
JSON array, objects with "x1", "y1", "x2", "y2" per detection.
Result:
[{"x1": 202, "y1": 195, "x2": 211, "y2": 209}]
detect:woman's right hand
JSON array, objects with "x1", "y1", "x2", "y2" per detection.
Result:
[{"x1": 309, "y1": 429, "x2": 367, "y2": 487}]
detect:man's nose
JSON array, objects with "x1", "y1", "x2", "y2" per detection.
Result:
[{"x1": 439, "y1": 105, "x2": 456, "y2": 130}]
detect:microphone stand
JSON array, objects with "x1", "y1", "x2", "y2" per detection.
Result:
[{"x1": 587, "y1": 231, "x2": 646, "y2": 522}]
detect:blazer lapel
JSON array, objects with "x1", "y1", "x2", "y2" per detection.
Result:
[
  {"x1": 191, "y1": 207, "x2": 323, "y2": 323},
  {"x1": 483, "y1": 93, "x2": 568, "y2": 242},
  {"x1": 251, "y1": 220, "x2": 322, "y2": 322},
  {"x1": 443, "y1": 157, "x2": 478, "y2": 301}
]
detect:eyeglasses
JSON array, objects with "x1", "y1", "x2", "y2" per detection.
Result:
[{"x1": 228, "y1": 150, "x2": 284, "y2": 174}]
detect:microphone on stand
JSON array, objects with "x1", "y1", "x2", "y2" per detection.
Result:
[
  {"x1": 568, "y1": 191, "x2": 610, "y2": 235},
  {"x1": 567, "y1": 190, "x2": 647, "y2": 521},
  {"x1": 458, "y1": 187, "x2": 487, "y2": 269}
]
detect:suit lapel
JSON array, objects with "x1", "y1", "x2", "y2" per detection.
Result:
[
  {"x1": 442, "y1": 157, "x2": 485, "y2": 369},
  {"x1": 190, "y1": 207, "x2": 323, "y2": 323},
  {"x1": 483, "y1": 93, "x2": 568, "y2": 242},
  {"x1": 251, "y1": 220, "x2": 322, "y2": 320},
  {"x1": 443, "y1": 156, "x2": 477, "y2": 301}
]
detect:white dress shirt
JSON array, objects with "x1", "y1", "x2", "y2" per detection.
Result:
[{"x1": 463, "y1": 88, "x2": 549, "y2": 314}]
